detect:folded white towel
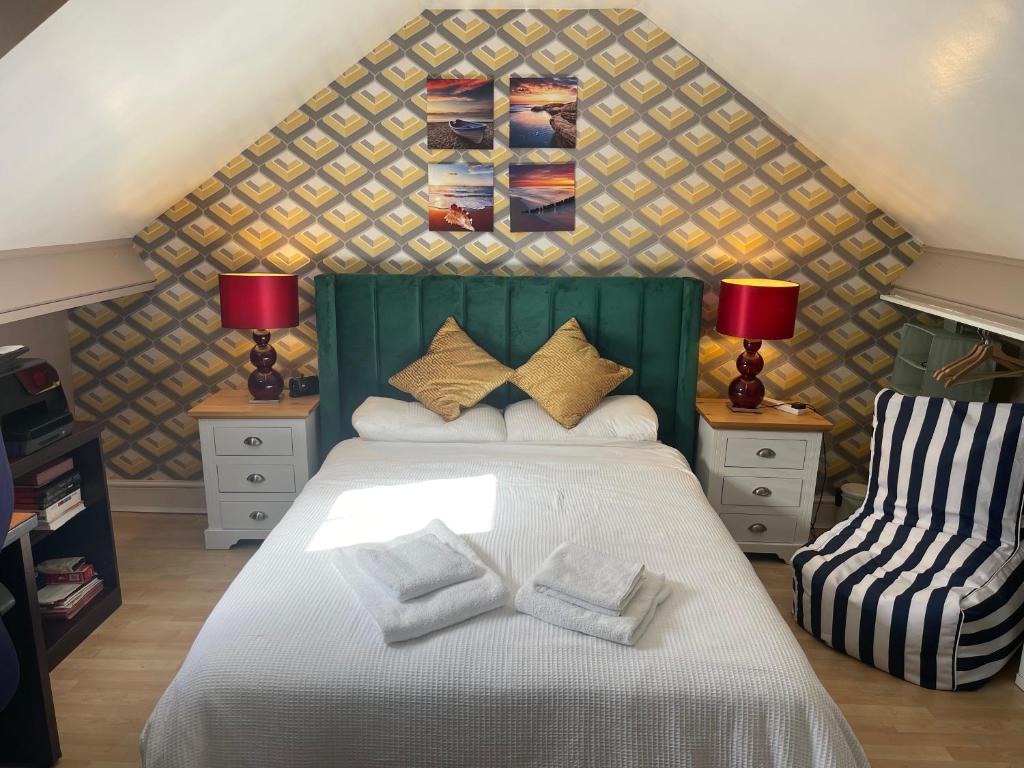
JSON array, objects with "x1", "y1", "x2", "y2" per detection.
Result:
[
  {"x1": 533, "y1": 542, "x2": 645, "y2": 616},
  {"x1": 516, "y1": 571, "x2": 669, "y2": 646},
  {"x1": 334, "y1": 519, "x2": 508, "y2": 643},
  {"x1": 353, "y1": 531, "x2": 483, "y2": 601}
]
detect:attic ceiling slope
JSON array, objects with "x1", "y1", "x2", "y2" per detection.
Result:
[
  {"x1": 641, "y1": 0, "x2": 1024, "y2": 259},
  {"x1": 0, "y1": 0, "x2": 418, "y2": 251}
]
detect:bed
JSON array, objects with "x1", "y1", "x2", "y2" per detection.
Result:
[{"x1": 141, "y1": 275, "x2": 867, "y2": 767}]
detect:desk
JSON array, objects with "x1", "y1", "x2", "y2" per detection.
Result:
[
  {"x1": 1, "y1": 509, "x2": 59, "y2": 765},
  {"x1": 5, "y1": 512, "x2": 37, "y2": 547},
  {"x1": 1, "y1": 422, "x2": 121, "y2": 766}
]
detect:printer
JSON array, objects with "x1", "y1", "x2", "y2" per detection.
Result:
[{"x1": 0, "y1": 347, "x2": 73, "y2": 457}]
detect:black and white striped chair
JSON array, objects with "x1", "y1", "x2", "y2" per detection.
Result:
[{"x1": 792, "y1": 389, "x2": 1024, "y2": 690}]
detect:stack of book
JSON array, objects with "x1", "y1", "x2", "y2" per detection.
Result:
[
  {"x1": 14, "y1": 457, "x2": 84, "y2": 530},
  {"x1": 36, "y1": 557, "x2": 104, "y2": 621}
]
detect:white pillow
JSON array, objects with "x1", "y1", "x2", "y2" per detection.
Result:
[
  {"x1": 352, "y1": 397, "x2": 506, "y2": 442},
  {"x1": 505, "y1": 395, "x2": 658, "y2": 443}
]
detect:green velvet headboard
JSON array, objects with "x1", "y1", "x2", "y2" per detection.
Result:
[{"x1": 315, "y1": 274, "x2": 704, "y2": 462}]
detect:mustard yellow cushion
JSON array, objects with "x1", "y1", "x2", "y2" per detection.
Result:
[
  {"x1": 388, "y1": 317, "x2": 513, "y2": 421},
  {"x1": 511, "y1": 318, "x2": 633, "y2": 428}
]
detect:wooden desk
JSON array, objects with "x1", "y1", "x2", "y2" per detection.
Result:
[
  {"x1": 4, "y1": 512, "x2": 36, "y2": 548},
  {"x1": 2, "y1": 509, "x2": 59, "y2": 766},
  {"x1": 1, "y1": 422, "x2": 121, "y2": 766}
]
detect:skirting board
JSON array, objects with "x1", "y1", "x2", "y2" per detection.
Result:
[{"x1": 108, "y1": 479, "x2": 206, "y2": 515}]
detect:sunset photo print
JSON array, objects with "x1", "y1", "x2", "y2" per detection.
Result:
[
  {"x1": 509, "y1": 163, "x2": 575, "y2": 232},
  {"x1": 426, "y1": 78, "x2": 494, "y2": 149},
  {"x1": 428, "y1": 163, "x2": 494, "y2": 232},
  {"x1": 509, "y1": 76, "x2": 577, "y2": 148}
]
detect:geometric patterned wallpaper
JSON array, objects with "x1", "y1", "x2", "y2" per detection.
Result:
[{"x1": 68, "y1": 8, "x2": 920, "y2": 487}]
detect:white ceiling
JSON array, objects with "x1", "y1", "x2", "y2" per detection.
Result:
[
  {"x1": 0, "y1": 0, "x2": 417, "y2": 251},
  {"x1": 0, "y1": 0, "x2": 1021, "y2": 259},
  {"x1": 640, "y1": 0, "x2": 1024, "y2": 259}
]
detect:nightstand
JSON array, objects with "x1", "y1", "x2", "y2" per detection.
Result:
[
  {"x1": 694, "y1": 398, "x2": 833, "y2": 561},
  {"x1": 189, "y1": 390, "x2": 319, "y2": 549}
]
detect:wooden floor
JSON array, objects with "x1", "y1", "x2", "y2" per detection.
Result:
[{"x1": 48, "y1": 512, "x2": 1024, "y2": 768}]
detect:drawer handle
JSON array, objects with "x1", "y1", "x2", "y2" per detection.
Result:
[
  {"x1": 756, "y1": 447, "x2": 776, "y2": 459},
  {"x1": 249, "y1": 510, "x2": 268, "y2": 522},
  {"x1": 748, "y1": 523, "x2": 767, "y2": 533},
  {"x1": 752, "y1": 486, "x2": 772, "y2": 498},
  {"x1": 243, "y1": 436, "x2": 263, "y2": 447},
  {"x1": 246, "y1": 473, "x2": 265, "y2": 484}
]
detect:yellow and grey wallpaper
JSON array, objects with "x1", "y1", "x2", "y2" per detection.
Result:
[{"x1": 68, "y1": 8, "x2": 919, "y2": 486}]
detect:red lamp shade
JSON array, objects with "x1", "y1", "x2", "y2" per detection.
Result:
[
  {"x1": 715, "y1": 278, "x2": 800, "y2": 340},
  {"x1": 218, "y1": 273, "x2": 299, "y2": 330}
]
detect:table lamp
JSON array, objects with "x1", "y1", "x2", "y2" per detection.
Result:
[
  {"x1": 218, "y1": 273, "x2": 299, "y2": 402},
  {"x1": 715, "y1": 278, "x2": 800, "y2": 412}
]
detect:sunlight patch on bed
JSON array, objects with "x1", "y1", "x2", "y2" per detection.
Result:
[{"x1": 306, "y1": 474, "x2": 497, "y2": 550}]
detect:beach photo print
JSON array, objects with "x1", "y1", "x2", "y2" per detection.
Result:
[
  {"x1": 426, "y1": 78, "x2": 494, "y2": 150},
  {"x1": 428, "y1": 163, "x2": 495, "y2": 232},
  {"x1": 509, "y1": 77, "x2": 578, "y2": 149},
  {"x1": 509, "y1": 163, "x2": 576, "y2": 232}
]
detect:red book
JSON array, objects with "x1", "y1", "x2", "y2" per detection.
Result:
[
  {"x1": 44, "y1": 563, "x2": 95, "y2": 585},
  {"x1": 16, "y1": 456, "x2": 74, "y2": 488}
]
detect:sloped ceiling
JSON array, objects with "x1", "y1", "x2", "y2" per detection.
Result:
[
  {"x1": 0, "y1": 0, "x2": 419, "y2": 251},
  {"x1": 0, "y1": 0, "x2": 1021, "y2": 258},
  {"x1": 641, "y1": 0, "x2": 1024, "y2": 259}
]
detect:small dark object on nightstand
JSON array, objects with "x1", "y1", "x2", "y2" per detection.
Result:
[{"x1": 289, "y1": 375, "x2": 319, "y2": 398}]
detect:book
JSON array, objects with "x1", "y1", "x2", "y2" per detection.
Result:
[
  {"x1": 36, "y1": 556, "x2": 87, "y2": 575},
  {"x1": 39, "y1": 578, "x2": 104, "y2": 620},
  {"x1": 15, "y1": 471, "x2": 81, "y2": 507},
  {"x1": 34, "y1": 499, "x2": 85, "y2": 531},
  {"x1": 43, "y1": 563, "x2": 95, "y2": 585},
  {"x1": 38, "y1": 580, "x2": 88, "y2": 607},
  {"x1": 18, "y1": 489, "x2": 83, "y2": 523},
  {"x1": 15, "y1": 456, "x2": 74, "y2": 488}
]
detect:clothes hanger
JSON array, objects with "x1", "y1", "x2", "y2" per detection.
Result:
[
  {"x1": 950, "y1": 368, "x2": 1024, "y2": 385},
  {"x1": 990, "y1": 345, "x2": 1024, "y2": 371},
  {"x1": 935, "y1": 330, "x2": 1024, "y2": 387},
  {"x1": 934, "y1": 334, "x2": 991, "y2": 383}
]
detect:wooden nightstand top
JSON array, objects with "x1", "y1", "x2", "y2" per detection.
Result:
[
  {"x1": 188, "y1": 389, "x2": 320, "y2": 420},
  {"x1": 696, "y1": 398, "x2": 833, "y2": 432}
]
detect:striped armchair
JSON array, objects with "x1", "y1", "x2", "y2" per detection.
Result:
[{"x1": 792, "y1": 390, "x2": 1024, "y2": 690}]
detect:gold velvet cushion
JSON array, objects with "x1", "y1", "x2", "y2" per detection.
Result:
[
  {"x1": 388, "y1": 317, "x2": 513, "y2": 421},
  {"x1": 511, "y1": 318, "x2": 633, "y2": 428}
]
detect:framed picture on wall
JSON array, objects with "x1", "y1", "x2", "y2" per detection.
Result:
[
  {"x1": 509, "y1": 77, "x2": 578, "y2": 148},
  {"x1": 509, "y1": 163, "x2": 576, "y2": 232},
  {"x1": 426, "y1": 78, "x2": 494, "y2": 149},
  {"x1": 428, "y1": 163, "x2": 495, "y2": 232}
]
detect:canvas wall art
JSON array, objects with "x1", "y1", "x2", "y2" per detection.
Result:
[
  {"x1": 426, "y1": 78, "x2": 494, "y2": 149},
  {"x1": 509, "y1": 163, "x2": 576, "y2": 232},
  {"x1": 509, "y1": 77, "x2": 578, "y2": 148},
  {"x1": 428, "y1": 163, "x2": 494, "y2": 232}
]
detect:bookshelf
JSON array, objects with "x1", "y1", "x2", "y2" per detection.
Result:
[{"x1": 1, "y1": 421, "x2": 122, "y2": 766}]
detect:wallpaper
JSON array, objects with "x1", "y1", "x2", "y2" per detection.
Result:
[{"x1": 68, "y1": 8, "x2": 919, "y2": 487}]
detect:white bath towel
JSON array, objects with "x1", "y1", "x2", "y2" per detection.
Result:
[
  {"x1": 334, "y1": 519, "x2": 508, "y2": 643},
  {"x1": 533, "y1": 542, "x2": 645, "y2": 616},
  {"x1": 516, "y1": 571, "x2": 670, "y2": 646},
  {"x1": 353, "y1": 530, "x2": 483, "y2": 601}
]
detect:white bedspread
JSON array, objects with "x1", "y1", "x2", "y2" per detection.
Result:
[{"x1": 141, "y1": 439, "x2": 867, "y2": 768}]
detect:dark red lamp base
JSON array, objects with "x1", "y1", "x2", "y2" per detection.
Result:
[
  {"x1": 728, "y1": 338, "x2": 765, "y2": 410},
  {"x1": 248, "y1": 329, "x2": 284, "y2": 401}
]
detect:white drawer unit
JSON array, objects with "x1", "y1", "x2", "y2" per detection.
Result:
[
  {"x1": 694, "y1": 399, "x2": 833, "y2": 561},
  {"x1": 213, "y1": 426, "x2": 294, "y2": 456},
  {"x1": 720, "y1": 475, "x2": 804, "y2": 508},
  {"x1": 189, "y1": 390, "x2": 320, "y2": 549},
  {"x1": 719, "y1": 512, "x2": 798, "y2": 544},
  {"x1": 724, "y1": 436, "x2": 807, "y2": 470},
  {"x1": 217, "y1": 463, "x2": 297, "y2": 494},
  {"x1": 220, "y1": 500, "x2": 293, "y2": 531}
]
